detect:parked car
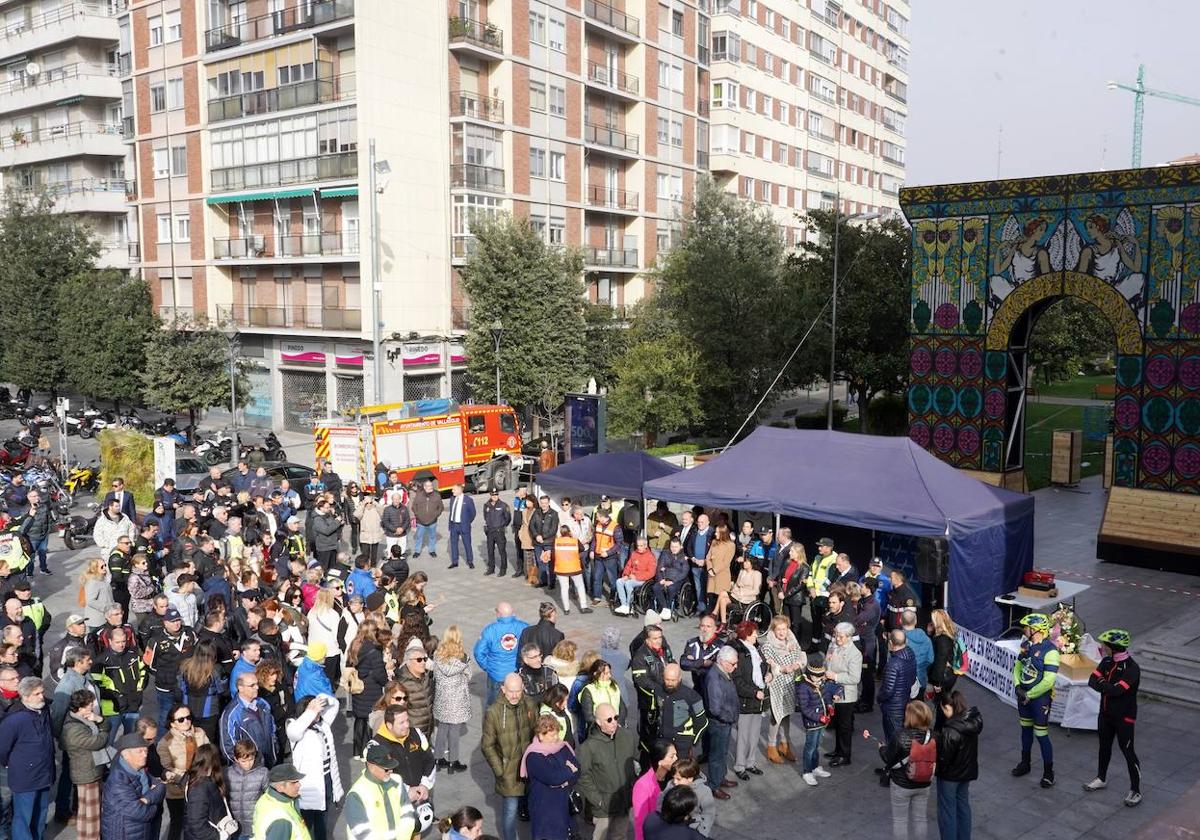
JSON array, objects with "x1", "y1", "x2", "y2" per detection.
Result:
[
  {"x1": 174, "y1": 456, "x2": 211, "y2": 496},
  {"x1": 221, "y1": 461, "x2": 315, "y2": 488}
]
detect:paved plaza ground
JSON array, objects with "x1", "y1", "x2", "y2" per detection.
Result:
[{"x1": 7, "y1": 418, "x2": 1198, "y2": 839}]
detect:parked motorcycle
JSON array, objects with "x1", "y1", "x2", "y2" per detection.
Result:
[
  {"x1": 150, "y1": 415, "x2": 180, "y2": 437},
  {"x1": 194, "y1": 431, "x2": 234, "y2": 466},
  {"x1": 117, "y1": 409, "x2": 147, "y2": 431},
  {"x1": 15, "y1": 403, "x2": 55, "y2": 429},
  {"x1": 78, "y1": 409, "x2": 117, "y2": 440},
  {"x1": 62, "y1": 460, "x2": 100, "y2": 497},
  {"x1": 0, "y1": 438, "x2": 31, "y2": 468},
  {"x1": 239, "y1": 431, "x2": 287, "y2": 464},
  {"x1": 57, "y1": 501, "x2": 97, "y2": 551}
]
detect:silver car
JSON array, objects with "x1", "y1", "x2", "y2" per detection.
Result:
[{"x1": 173, "y1": 455, "x2": 210, "y2": 496}]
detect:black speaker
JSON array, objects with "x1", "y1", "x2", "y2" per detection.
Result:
[{"x1": 915, "y1": 537, "x2": 949, "y2": 584}]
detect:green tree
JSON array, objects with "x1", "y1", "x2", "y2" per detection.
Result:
[
  {"x1": 608, "y1": 336, "x2": 704, "y2": 446},
  {"x1": 141, "y1": 318, "x2": 247, "y2": 428},
  {"x1": 57, "y1": 269, "x2": 157, "y2": 406},
  {"x1": 582, "y1": 302, "x2": 630, "y2": 392},
  {"x1": 1029, "y1": 298, "x2": 1114, "y2": 385},
  {"x1": 789, "y1": 210, "x2": 911, "y2": 430},
  {"x1": 460, "y1": 215, "x2": 587, "y2": 419},
  {"x1": 655, "y1": 177, "x2": 802, "y2": 435},
  {"x1": 0, "y1": 188, "x2": 99, "y2": 390}
]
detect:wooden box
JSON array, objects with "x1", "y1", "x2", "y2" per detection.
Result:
[
  {"x1": 1017, "y1": 585, "x2": 1057, "y2": 601},
  {"x1": 1051, "y1": 429, "x2": 1082, "y2": 486},
  {"x1": 1058, "y1": 652, "x2": 1097, "y2": 681},
  {"x1": 1103, "y1": 434, "x2": 1114, "y2": 490}
]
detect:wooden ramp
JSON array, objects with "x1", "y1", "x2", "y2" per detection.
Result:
[{"x1": 1097, "y1": 486, "x2": 1200, "y2": 571}]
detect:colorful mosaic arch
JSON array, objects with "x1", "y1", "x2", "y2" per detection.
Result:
[{"x1": 902, "y1": 164, "x2": 1200, "y2": 493}]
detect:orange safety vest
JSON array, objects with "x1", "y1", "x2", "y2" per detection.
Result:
[
  {"x1": 553, "y1": 536, "x2": 583, "y2": 575},
  {"x1": 594, "y1": 521, "x2": 616, "y2": 556}
]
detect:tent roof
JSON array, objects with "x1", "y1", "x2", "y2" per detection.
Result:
[
  {"x1": 642, "y1": 427, "x2": 1033, "y2": 538},
  {"x1": 537, "y1": 451, "x2": 683, "y2": 500}
]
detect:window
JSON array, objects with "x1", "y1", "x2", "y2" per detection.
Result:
[
  {"x1": 166, "y1": 77, "x2": 183, "y2": 110},
  {"x1": 743, "y1": 42, "x2": 756, "y2": 65},
  {"x1": 150, "y1": 83, "x2": 166, "y2": 112},
  {"x1": 711, "y1": 79, "x2": 738, "y2": 108},
  {"x1": 165, "y1": 9, "x2": 181, "y2": 42},
  {"x1": 807, "y1": 150, "x2": 834, "y2": 177},
  {"x1": 808, "y1": 73, "x2": 837, "y2": 103},
  {"x1": 549, "y1": 216, "x2": 564, "y2": 245},
  {"x1": 499, "y1": 414, "x2": 516, "y2": 434},
  {"x1": 740, "y1": 130, "x2": 754, "y2": 154},
  {"x1": 451, "y1": 193, "x2": 502, "y2": 236},
  {"x1": 529, "y1": 147, "x2": 545, "y2": 178},
  {"x1": 549, "y1": 151, "x2": 564, "y2": 180},
  {"x1": 761, "y1": 93, "x2": 772, "y2": 115},
  {"x1": 657, "y1": 172, "x2": 670, "y2": 199},
  {"x1": 764, "y1": 8, "x2": 774, "y2": 27},
  {"x1": 548, "y1": 16, "x2": 565, "y2": 51},
  {"x1": 882, "y1": 107, "x2": 905, "y2": 136},
  {"x1": 171, "y1": 144, "x2": 187, "y2": 176},
  {"x1": 153, "y1": 147, "x2": 169, "y2": 178},
  {"x1": 529, "y1": 80, "x2": 546, "y2": 112},
  {"x1": 467, "y1": 415, "x2": 485, "y2": 433},
  {"x1": 742, "y1": 176, "x2": 754, "y2": 198},
  {"x1": 712, "y1": 31, "x2": 739, "y2": 61},
  {"x1": 278, "y1": 63, "x2": 315, "y2": 86},
  {"x1": 670, "y1": 63, "x2": 683, "y2": 92},
  {"x1": 764, "y1": 52, "x2": 773, "y2": 73},
  {"x1": 549, "y1": 84, "x2": 565, "y2": 116},
  {"x1": 528, "y1": 10, "x2": 546, "y2": 44},
  {"x1": 658, "y1": 60, "x2": 669, "y2": 89},
  {"x1": 747, "y1": 0, "x2": 757, "y2": 18},
  {"x1": 148, "y1": 15, "x2": 162, "y2": 46},
  {"x1": 657, "y1": 116, "x2": 669, "y2": 144},
  {"x1": 808, "y1": 111, "x2": 830, "y2": 140},
  {"x1": 670, "y1": 119, "x2": 682, "y2": 147},
  {"x1": 672, "y1": 9, "x2": 683, "y2": 35},
  {"x1": 156, "y1": 213, "x2": 171, "y2": 243},
  {"x1": 886, "y1": 6, "x2": 908, "y2": 36},
  {"x1": 881, "y1": 140, "x2": 905, "y2": 164},
  {"x1": 174, "y1": 213, "x2": 190, "y2": 242},
  {"x1": 810, "y1": 33, "x2": 837, "y2": 64}
]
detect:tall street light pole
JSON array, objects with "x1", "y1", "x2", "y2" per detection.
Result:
[
  {"x1": 221, "y1": 322, "x2": 239, "y2": 467},
  {"x1": 491, "y1": 319, "x2": 504, "y2": 404},
  {"x1": 368, "y1": 140, "x2": 391, "y2": 404}
]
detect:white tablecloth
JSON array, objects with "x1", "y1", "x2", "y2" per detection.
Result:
[{"x1": 959, "y1": 628, "x2": 1099, "y2": 730}]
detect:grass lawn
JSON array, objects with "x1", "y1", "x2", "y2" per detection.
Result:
[
  {"x1": 1032, "y1": 373, "x2": 1115, "y2": 400},
  {"x1": 1023, "y1": 402, "x2": 1109, "y2": 490}
]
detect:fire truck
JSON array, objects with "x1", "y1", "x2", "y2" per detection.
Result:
[{"x1": 314, "y1": 399, "x2": 524, "y2": 492}]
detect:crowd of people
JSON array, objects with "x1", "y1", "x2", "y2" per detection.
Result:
[{"x1": 0, "y1": 454, "x2": 1145, "y2": 840}]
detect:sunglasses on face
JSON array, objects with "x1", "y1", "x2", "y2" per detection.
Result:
[
  {"x1": 174, "y1": 714, "x2": 192, "y2": 722},
  {"x1": 602, "y1": 716, "x2": 617, "y2": 723},
  {"x1": 411, "y1": 656, "x2": 427, "y2": 662}
]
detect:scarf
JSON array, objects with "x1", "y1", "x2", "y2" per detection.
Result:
[
  {"x1": 1112, "y1": 650, "x2": 1130, "y2": 662},
  {"x1": 744, "y1": 642, "x2": 765, "y2": 689},
  {"x1": 519, "y1": 738, "x2": 575, "y2": 779},
  {"x1": 119, "y1": 757, "x2": 151, "y2": 795},
  {"x1": 0, "y1": 688, "x2": 16, "y2": 700}
]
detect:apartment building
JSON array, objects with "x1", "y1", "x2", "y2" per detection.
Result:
[
  {"x1": 706, "y1": 0, "x2": 909, "y2": 243},
  {"x1": 0, "y1": 0, "x2": 130, "y2": 268}
]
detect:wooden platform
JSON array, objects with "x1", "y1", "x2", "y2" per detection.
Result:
[
  {"x1": 961, "y1": 469, "x2": 1028, "y2": 493},
  {"x1": 1097, "y1": 486, "x2": 1200, "y2": 570}
]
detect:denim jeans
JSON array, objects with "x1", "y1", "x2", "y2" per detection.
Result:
[
  {"x1": 936, "y1": 779, "x2": 971, "y2": 840},
  {"x1": 652, "y1": 580, "x2": 682, "y2": 612},
  {"x1": 500, "y1": 796, "x2": 520, "y2": 840},
  {"x1": 803, "y1": 727, "x2": 824, "y2": 772},
  {"x1": 412, "y1": 523, "x2": 438, "y2": 555},
  {"x1": 615, "y1": 578, "x2": 642, "y2": 608},
  {"x1": 107, "y1": 713, "x2": 142, "y2": 745},
  {"x1": 889, "y1": 784, "x2": 929, "y2": 840},
  {"x1": 486, "y1": 676, "x2": 502, "y2": 709},
  {"x1": 536, "y1": 546, "x2": 554, "y2": 588},
  {"x1": 31, "y1": 537, "x2": 48, "y2": 573},
  {"x1": 155, "y1": 688, "x2": 174, "y2": 735},
  {"x1": 705, "y1": 721, "x2": 732, "y2": 789},
  {"x1": 52, "y1": 753, "x2": 72, "y2": 820},
  {"x1": 11, "y1": 788, "x2": 49, "y2": 840},
  {"x1": 591, "y1": 555, "x2": 619, "y2": 599}
]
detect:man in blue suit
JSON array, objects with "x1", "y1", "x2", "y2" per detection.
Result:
[
  {"x1": 103, "y1": 477, "x2": 138, "y2": 523},
  {"x1": 446, "y1": 483, "x2": 477, "y2": 569}
]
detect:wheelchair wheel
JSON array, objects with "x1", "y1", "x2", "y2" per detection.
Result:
[
  {"x1": 745, "y1": 600, "x2": 774, "y2": 637},
  {"x1": 676, "y1": 579, "x2": 698, "y2": 619},
  {"x1": 632, "y1": 582, "x2": 655, "y2": 617}
]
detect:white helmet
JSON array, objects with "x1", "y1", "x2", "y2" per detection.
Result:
[{"x1": 415, "y1": 801, "x2": 434, "y2": 834}]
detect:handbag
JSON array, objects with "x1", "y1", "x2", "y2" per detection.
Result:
[
  {"x1": 340, "y1": 666, "x2": 365, "y2": 695},
  {"x1": 211, "y1": 801, "x2": 239, "y2": 840}
]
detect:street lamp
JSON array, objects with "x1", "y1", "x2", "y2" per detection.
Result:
[
  {"x1": 491, "y1": 319, "x2": 504, "y2": 404},
  {"x1": 220, "y1": 320, "x2": 240, "y2": 467},
  {"x1": 368, "y1": 140, "x2": 391, "y2": 404},
  {"x1": 827, "y1": 210, "x2": 882, "y2": 430}
]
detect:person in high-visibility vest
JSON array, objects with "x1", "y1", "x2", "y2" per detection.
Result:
[
  {"x1": 251, "y1": 763, "x2": 312, "y2": 840},
  {"x1": 343, "y1": 743, "x2": 417, "y2": 840},
  {"x1": 553, "y1": 526, "x2": 591, "y2": 615}
]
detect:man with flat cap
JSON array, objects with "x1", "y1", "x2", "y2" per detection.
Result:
[
  {"x1": 252, "y1": 763, "x2": 310, "y2": 840},
  {"x1": 101, "y1": 732, "x2": 167, "y2": 840},
  {"x1": 344, "y1": 742, "x2": 417, "y2": 840}
]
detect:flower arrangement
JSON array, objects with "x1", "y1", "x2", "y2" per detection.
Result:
[{"x1": 1049, "y1": 605, "x2": 1084, "y2": 655}]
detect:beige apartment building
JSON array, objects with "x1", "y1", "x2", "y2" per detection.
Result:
[
  {"x1": 118, "y1": 0, "x2": 906, "y2": 431},
  {"x1": 0, "y1": 0, "x2": 130, "y2": 269}
]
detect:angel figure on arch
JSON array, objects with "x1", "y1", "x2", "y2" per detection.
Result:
[
  {"x1": 1076, "y1": 210, "x2": 1145, "y2": 307},
  {"x1": 989, "y1": 216, "x2": 1051, "y2": 305}
]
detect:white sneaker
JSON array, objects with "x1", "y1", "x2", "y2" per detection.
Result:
[
  {"x1": 1124, "y1": 791, "x2": 1142, "y2": 807},
  {"x1": 659, "y1": 608, "x2": 672, "y2": 620},
  {"x1": 1082, "y1": 778, "x2": 1107, "y2": 792},
  {"x1": 613, "y1": 605, "x2": 631, "y2": 615},
  {"x1": 813, "y1": 767, "x2": 831, "y2": 778},
  {"x1": 802, "y1": 772, "x2": 818, "y2": 786}
]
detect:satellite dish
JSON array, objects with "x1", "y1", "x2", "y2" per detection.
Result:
[{"x1": 25, "y1": 62, "x2": 40, "y2": 77}]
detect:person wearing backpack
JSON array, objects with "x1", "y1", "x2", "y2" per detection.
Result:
[
  {"x1": 935, "y1": 691, "x2": 982, "y2": 840},
  {"x1": 879, "y1": 700, "x2": 936, "y2": 839},
  {"x1": 928, "y1": 610, "x2": 961, "y2": 707}
]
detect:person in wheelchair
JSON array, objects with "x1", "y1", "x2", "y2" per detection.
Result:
[
  {"x1": 715, "y1": 556, "x2": 763, "y2": 627},
  {"x1": 613, "y1": 536, "x2": 659, "y2": 616},
  {"x1": 651, "y1": 534, "x2": 689, "y2": 620}
]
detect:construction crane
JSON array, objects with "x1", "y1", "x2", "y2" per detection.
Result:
[{"x1": 1107, "y1": 64, "x2": 1200, "y2": 168}]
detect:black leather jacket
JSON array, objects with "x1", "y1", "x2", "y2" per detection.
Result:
[{"x1": 935, "y1": 707, "x2": 982, "y2": 782}]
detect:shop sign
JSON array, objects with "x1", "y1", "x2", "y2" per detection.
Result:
[
  {"x1": 335, "y1": 343, "x2": 363, "y2": 367},
  {"x1": 449, "y1": 341, "x2": 467, "y2": 365},
  {"x1": 281, "y1": 341, "x2": 326, "y2": 364},
  {"x1": 403, "y1": 342, "x2": 442, "y2": 367}
]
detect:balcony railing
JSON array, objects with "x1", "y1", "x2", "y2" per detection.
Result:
[
  {"x1": 585, "y1": 247, "x2": 638, "y2": 268},
  {"x1": 0, "y1": 120, "x2": 124, "y2": 150},
  {"x1": 448, "y1": 16, "x2": 503, "y2": 52},
  {"x1": 450, "y1": 163, "x2": 504, "y2": 193},
  {"x1": 159, "y1": 305, "x2": 196, "y2": 322},
  {"x1": 881, "y1": 151, "x2": 904, "y2": 166},
  {"x1": 127, "y1": 242, "x2": 140, "y2": 262},
  {"x1": 450, "y1": 91, "x2": 504, "y2": 123},
  {"x1": 587, "y1": 184, "x2": 638, "y2": 212},
  {"x1": 208, "y1": 73, "x2": 356, "y2": 123},
  {"x1": 584, "y1": 122, "x2": 639, "y2": 154},
  {"x1": 22, "y1": 177, "x2": 130, "y2": 197},
  {"x1": 808, "y1": 128, "x2": 835, "y2": 143},
  {"x1": 210, "y1": 150, "x2": 357, "y2": 193},
  {"x1": 811, "y1": 7, "x2": 840, "y2": 28},
  {"x1": 0, "y1": 61, "x2": 118, "y2": 97},
  {"x1": 587, "y1": 62, "x2": 639, "y2": 96},
  {"x1": 226, "y1": 304, "x2": 362, "y2": 331},
  {"x1": 205, "y1": 0, "x2": 355, "y2": 52},
  {"x1": 585, "y1": 0, "x2": 640, "y2": 37},
  {"x1": 806, "y1": 165, "x2": 834, "y2": 179},
  {"x1": 1, "y1": 2, "x2": 116, "y2": 39},
  {"x1": 121, "y1": 116, "x2": 134, "y2": 136},
  {"x1": 213, "y1": 232, "x2": 360, "y2": 259},
  {"x1": 808, "y1": 89, "x2": 837, "y2": 106}
]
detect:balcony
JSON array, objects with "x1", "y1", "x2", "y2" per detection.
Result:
[
  {"x1": 117, "y1": 52, "x2": 130, "y2": 76},
  {"x1": 0, "y1": 3, "x2": 119, "y2": 57},
  {"x1": 448, "y1": 16, "x2": 503, "y2": 57},
  {"x1": 208, "y1": 73, "x2": 356, "y2": 123},
  {"x1": 585, "y1": 247, "x2": 639, "y2": 269},
  {"x1": 807, "y1": 127, "x2": 835, "y2": 144},
  {"x1": 128, "y1": 241, "x2": 140, "y2": 262},
  {"x1": 450, "y1": 163, "x2": 504, "y2": 193},
  {"x1": 711, "y1": 0, "x2": 740, "y2": 16},
  {"x1": 449, "y1": 91, "x2": 504, "y2": 124},
  {"x1": 0, "y1": 120, "x2": 125, "y2": 167},
  {"x1": 585, "y1": 0, "x2": 639, "y2": 40},
  {"x1": 159, "y1": 306, "x2": 196, "y2": 322},
  {"x1": 881, "y1": 150, "x2": 905, "y2": 166},
  {"x1": 586, "y1": 184, "x2": 638, "y2": 213},
  {"x1": 213, "y1": 231, "x2": 360, "y2": 261},
  {"x1": 586, "y1": 62, "x2": 639, "y2": 99},
  {"x1": 205, "y1": 0, "x2": 355, "y2": 53},
  {"x1": 97, "y1": 240, "x2": 130, "y2": 269},
  {"x1": 451, "y1": 236, "x2": 477, "y2": 262},
  {"x1": 25, "y1": 178, "x2": 130, "y2": 214},
  {"x1": 0, "y1": 62, "x2": 120, "y2": 112},
  {"x1": 121, "y1": 115, "x2": 134, "y2": 137},
  {"x1": 808, "y1": 89, "x2": 837, "y2": 106},
  {"x1": 811, "y1": 7, "x2": 840, "y2": 28},
  {"x1": 584, "y1": 122, "x2": 639, "y2": 156},
  {"x1": 225, "y1": 304, "x2": 362, "y2": 332},
  {"x1": 210, "y1": 150, "x2": 357, "y2": 193},
  {"x1": 806, "y1": 165, "x2": 834, "y2": 180}
]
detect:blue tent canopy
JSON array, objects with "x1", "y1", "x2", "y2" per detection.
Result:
[
  {"x1": 538, "y1": 451, "x2": 683, "y2": 501},
  {"x1": 642, "y1": 427, "x2": 1034, "y2": 637}
]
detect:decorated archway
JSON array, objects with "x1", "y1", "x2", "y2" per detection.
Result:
[{"x1": 901, "y1": 165, "x2": 1200, "y2": 566}]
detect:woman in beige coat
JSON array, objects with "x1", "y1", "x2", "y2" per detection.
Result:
[
  {"x1": 705, "y1": 524, "x2": 736, "y2": 612},
  {"x1": 354, "y1": 495, "x2": 385, "y2": 562}
]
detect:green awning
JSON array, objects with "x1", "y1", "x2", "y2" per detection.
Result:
[
  {"x1": 206, "y1": 187, "x2": 315, "y2": 205},
  {"x1": 320, "y1": 187, "x2": 358, "y2": 198}
]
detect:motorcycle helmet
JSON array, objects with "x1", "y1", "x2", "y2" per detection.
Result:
[
  {"x1": 415, "y1": 801, "x2": 434, "y2": 834},
  {"x1": 1019, "y1": 613, "x2": 1050, "y2": 634},
  {"x1": 1097, "y1": 628, "x2": 1131, "y2": 650}
]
